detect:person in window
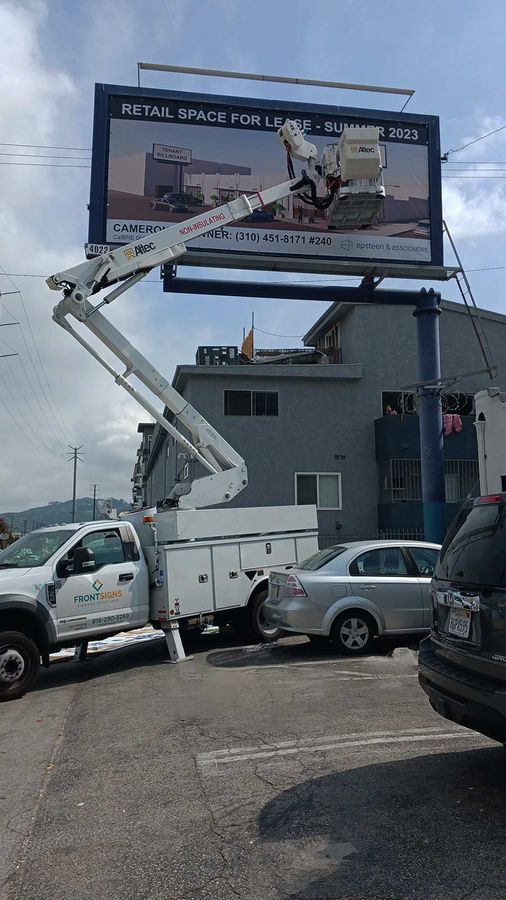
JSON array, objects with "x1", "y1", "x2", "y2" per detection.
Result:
[{"x1": 385, "y1": 405, "x2": 397, "y2": 416}]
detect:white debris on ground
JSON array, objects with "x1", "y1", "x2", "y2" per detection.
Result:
[
  {"x1": 49, "y1": 626, "x2": 164, "y2": 661},
  {"x1": 49, "y1": 623, "x2": 220, "y2": 662},
  {"x1": 363, "y1": 645, "x2": 419, "y2": 673}
]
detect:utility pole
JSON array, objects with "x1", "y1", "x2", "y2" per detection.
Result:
[
  {"x1": 67, "y1": 446, "x2": 84, "y2": 523},
  {"x1": 90, "y1": 483, "x2": 99, "y2": 521}
]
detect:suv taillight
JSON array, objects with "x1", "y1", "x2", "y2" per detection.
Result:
[{"x1": 282, "y1": 574, "x2": 307, "y2": 598}]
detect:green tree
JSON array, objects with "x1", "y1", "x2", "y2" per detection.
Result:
[
  {"x1": 0, "y1": 517, "x2": 12, "y2": 549},
  {"x1": 269, "y1": 201, "x2": 286, "y2": 217}
]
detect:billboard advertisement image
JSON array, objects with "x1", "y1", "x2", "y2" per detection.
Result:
[{"x1": 89, "y1": 85, "x2": 443, "y2": 274}]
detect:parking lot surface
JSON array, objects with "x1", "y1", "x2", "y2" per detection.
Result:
[{"x1": 1, "y1": 631, "x2": 504, "y2": 900}]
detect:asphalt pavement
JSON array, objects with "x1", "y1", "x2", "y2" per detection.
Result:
[{"x1": 1, "y1": 631, "x2": 504, "y2": 900}]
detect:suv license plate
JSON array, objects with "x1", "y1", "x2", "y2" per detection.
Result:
[
  {"x1": 270, "y1": 583, "x2": 279, "y2": 599},
  {"x1": 448, "y1": 607, "x2": 472, "y2": 638}
]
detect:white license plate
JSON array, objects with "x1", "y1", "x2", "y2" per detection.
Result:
[
  {"x1": 270, "y1": 583, "x2": 279, "y2": 599},
  {"x1": 448, "y1": 607, "x2": 472, "y2": 638}
]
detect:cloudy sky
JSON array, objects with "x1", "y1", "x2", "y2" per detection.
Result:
[{"x1": 1, "y1": 0, "x2": 506, "y2": 513}]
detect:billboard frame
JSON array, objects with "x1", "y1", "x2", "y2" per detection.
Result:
[{"x1": 89, "y1": 82, "x2": 444, "y2": 278}]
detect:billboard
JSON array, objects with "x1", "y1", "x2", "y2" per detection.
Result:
[{"x1": 89, "y1": 84, "x2": 443, "y2": 275}]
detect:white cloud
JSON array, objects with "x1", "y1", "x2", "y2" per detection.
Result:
[
  {"x1": 442, "y1": 114, "x2": 506, "y2": 241},
  {"x1": 0, "y1": 4, "x2": 162, "y2": 511},
  {"x1": 443, "y1": 181, "x2": 506, "y2": 240}
]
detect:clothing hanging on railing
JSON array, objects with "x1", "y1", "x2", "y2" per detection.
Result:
[{"x1": 443, "y1": 414, "x2": 463, "y2": 436}]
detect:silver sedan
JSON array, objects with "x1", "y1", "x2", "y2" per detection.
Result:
[{"x1": 263, "y1": 540, "x2": 441, "y2": 654}]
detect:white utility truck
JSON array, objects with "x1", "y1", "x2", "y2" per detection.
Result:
[{"x1": 0, "y1": 122, "x2": 384, "y2": 701}]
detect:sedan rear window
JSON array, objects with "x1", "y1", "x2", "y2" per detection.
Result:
[
  {"x1": 298, "y1": 546, "x2": 346, "y2": 571},
  {"x1": 435, "y1": 502, "x2": 506, "y2": 587}
]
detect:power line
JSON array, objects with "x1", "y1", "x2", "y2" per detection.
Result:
[
  {"x1": 0, "y1": 268, "x2": 74, "y2": 443},
  {"x1": 445, "y1": 161, "x2": 506, "y2": 165},
  {"x1": 0, "y1": 324, "x2": 67, "y2": 445},
  {"x1": 253, "y1": 327, "x2": 304, "y2": 338},
  {"x1": 0, "y1": 328, "x2": 60, "y2": 447},
  {"x1": 0, "y1": 296, "x2": 71, "y2": 443},
  {"x1": 0, "y1": 388, "x2": 51, "y2": 456},
  {"x1": 0, "y1": 161, "x2": 91, "y2": 168},
  {"x1": 0, "y1": 366, "x2": 55, "y2": 456},
  {"x1": 0, "y1": 299, "x2": 71, "y2": 441},
  {"x1": 0, "y1": 152, "x2": 91, "y2": 160},
  {"x1": 17, "y1": 290, "x2": 75, "y2": 443},
  {"x1": 444, "y1": 123, "x2": 506, "y2": 158},
  {"x1": 0, "y1": 142, "x2": 91, "y2": 151},
  {"x1": 0, "y1": 359, "x2": 57, "y2": 455}
]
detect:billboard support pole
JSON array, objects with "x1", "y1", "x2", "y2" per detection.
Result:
[{"x1": 413, "y1": 289, "x2": 446, "y2": 543}]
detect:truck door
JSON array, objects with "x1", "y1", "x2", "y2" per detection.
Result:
[{"x1": 53, "y1": 526, "x2": 147, "y2": 640}]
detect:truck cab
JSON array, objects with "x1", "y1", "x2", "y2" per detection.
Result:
[{"x1": 0, "y1": 521, "x2": 149, "y2": 701}]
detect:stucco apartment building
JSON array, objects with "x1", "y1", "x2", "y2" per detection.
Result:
[{"x1": 131, "y1": 299, "x2": 506, "y2": 543}]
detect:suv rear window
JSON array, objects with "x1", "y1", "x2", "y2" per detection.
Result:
[{"x1": 435, "y1": 501, "x2": 506, "y2": 587}]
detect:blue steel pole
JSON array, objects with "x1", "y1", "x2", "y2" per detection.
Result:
[{"x1": 413, "y1": 289, "x2": 446, "y2": 543}]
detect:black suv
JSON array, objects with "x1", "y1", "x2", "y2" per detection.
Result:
[{"x1": 419, "y1": 493, "x2": 506, "y2": 744}]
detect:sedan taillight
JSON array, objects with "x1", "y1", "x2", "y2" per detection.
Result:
[{"x1": 282, "y1": 574, "x2": 307, "y2": 598}]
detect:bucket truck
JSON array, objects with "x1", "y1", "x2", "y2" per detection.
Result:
[{"x1": 0, "y1": 123, "x2": 384, "y2": 700}]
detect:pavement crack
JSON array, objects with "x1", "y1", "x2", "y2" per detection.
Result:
[
  {"x1": 177, "y1": 713, "x2": 242, "y2": 898},
  {"x1": 4, "y1": 684, "x2": 79, "y2": 900},
  {"x1": 253, "y1": 762, "x2": 278, "y2": 791}
]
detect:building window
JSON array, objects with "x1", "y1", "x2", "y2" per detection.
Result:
[
  {"x1": 320, "y1": 322, "x2": 342, "y2": 364},
  {"x1": 380, "y1": 459, "x2": 479, "y2": 503},
  {"x1": 224, "y1": 390, "x2": 278, "y2": 416},
  {"x1": 295, "y1": 473, "x2": 342, "y2": 509}
]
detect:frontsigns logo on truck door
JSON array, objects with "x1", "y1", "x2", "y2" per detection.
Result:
[{"x1": 73, "y1": 578, "x2": 124, "y2": 604}]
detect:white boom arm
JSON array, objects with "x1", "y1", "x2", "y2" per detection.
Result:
[{"x1": 47, "y1": 122, "x2": 384, "y2": 509}]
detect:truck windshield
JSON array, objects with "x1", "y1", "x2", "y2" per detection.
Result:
[
  {"x1": 435, "y1": 502, "x2": 506, "y2": 587},
  {"x1": 0, "y1": 530, "x2": 75, "y2": 568}
]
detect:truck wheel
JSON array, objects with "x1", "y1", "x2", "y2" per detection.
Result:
[
  {"x1": 239, "y1": 589, "x2": 282, "y2": 643},
  {"x1": 0, "y1": 631, "x2": 40, "y2": 702},
  {"x1": 330, "y1": 611, "x2": 376, "y2": 655}
]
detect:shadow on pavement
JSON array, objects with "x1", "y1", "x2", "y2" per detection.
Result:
[
  {"x1": 35, "y1": 629, "x2": 421, "y2": 692},
  {"x1": 34, "y1": 628, "x2": 257, "y2": 693},
  {"x1": 206, "y1": 634, "x2": 421, "y2": 669},
  {"x1": 257, "y1": 745, "x2": 506, "y2": 900},
  {"x1": 35, "y1": 636, "x2": 168, "y2": 692}
]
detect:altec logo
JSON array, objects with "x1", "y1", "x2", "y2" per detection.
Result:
[
  {"x1": 124, "y1": 242, "x2": 156, "y2": 260},
  {"x1": 350, "y1": 146, "x2": 375, "y2": 154}
]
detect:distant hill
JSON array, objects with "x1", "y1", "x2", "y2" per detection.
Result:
[{"x1": 1, "y1": 498, "x2": 131, "y2": 533}]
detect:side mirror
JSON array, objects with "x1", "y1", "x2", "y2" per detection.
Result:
[
  {"x1": 57, "y1": 556, "x2": 73, "y2": 578},
  {"x1": 73, "y1": 547, "x2": 96, "y2": 574}
]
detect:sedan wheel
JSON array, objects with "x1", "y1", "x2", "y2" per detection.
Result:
[{"x1": 331, "y1": 611, "x2": 375, "y2": 655}]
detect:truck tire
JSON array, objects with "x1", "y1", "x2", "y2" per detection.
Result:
[
  {"x1": 244, "y1": 588, "x2": 282, "y2": 644},
  {"x1": 0, "y1": 631, "x2": 40, "y2": 702}
]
